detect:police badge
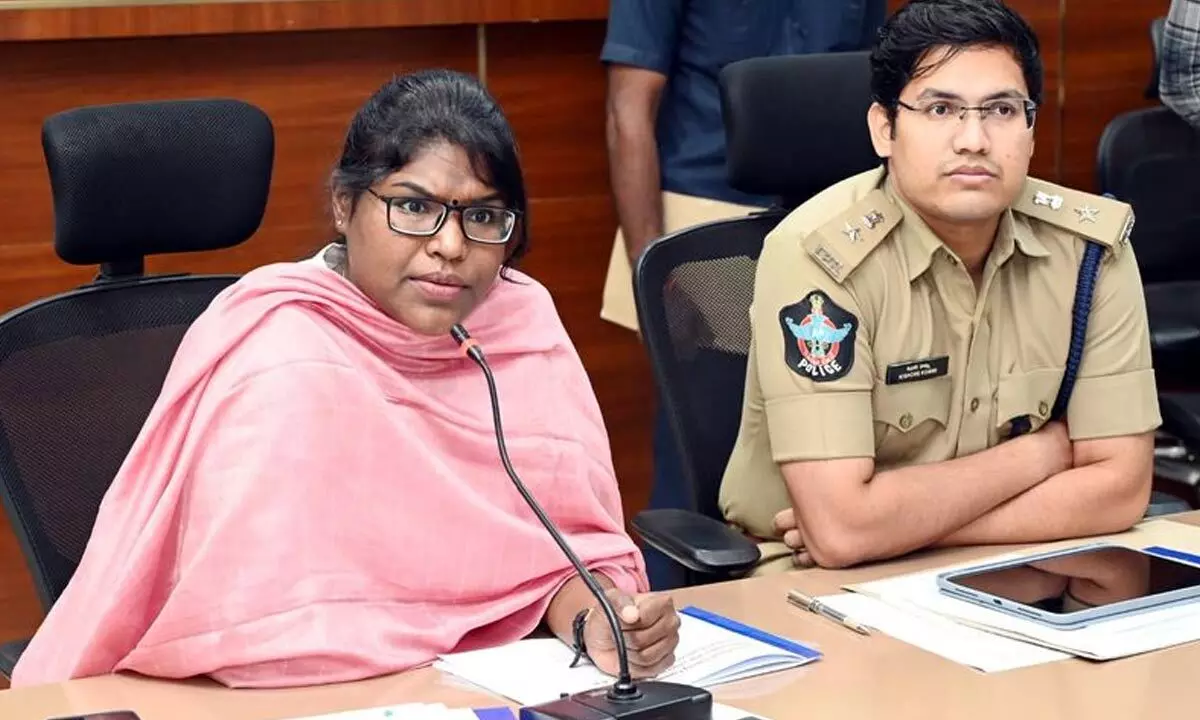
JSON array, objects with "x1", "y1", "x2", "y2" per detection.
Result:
[{"x1": 778, "y1": 290, "x2": 858, "y2": 382}]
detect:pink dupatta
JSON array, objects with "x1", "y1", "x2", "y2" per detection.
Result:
[{"x1": 11, "y1": 257, "x2": 646, "y2": 688}]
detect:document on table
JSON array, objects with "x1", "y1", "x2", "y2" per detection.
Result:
[
  {"x1": 846, "y1": 541, "x2": 1200, "y2": 661},
  {"x1": 280, "y1": 702, "x2": 770, "y2": 720},
  {"x1": 816, "y1": 592, "x2": 1070, "y2": 672},
  {"x1": 433, "y1": 606, "x2": 818, "y2": 706}
]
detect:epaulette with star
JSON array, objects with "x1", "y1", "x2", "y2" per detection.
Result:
[
  {"x1": 1013, "y1": 178, "x2": 1134, "y2": 260},
  {"x1": 801, "y1": 189, "x2": 901, "y2": 283}
]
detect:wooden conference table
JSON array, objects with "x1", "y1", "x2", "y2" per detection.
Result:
[{"x1": 3, "y1": 514, "x2": 1200, "y2": 720}]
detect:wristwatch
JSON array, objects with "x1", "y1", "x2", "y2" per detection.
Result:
[{"x1": 570, "y1": 606, "x2": 595, "y2": 667}]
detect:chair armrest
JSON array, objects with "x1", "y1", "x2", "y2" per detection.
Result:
[
  {"x1": 632, "y1": 508, "x2": 760, "y2": 576},
  {"x1": 1154, "y1": 457, "x2": 1200, "y2": 511}
]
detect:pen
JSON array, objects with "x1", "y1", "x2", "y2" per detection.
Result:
[{"x1": 787, "y1": 589, "x2": 872, "y2": 636}]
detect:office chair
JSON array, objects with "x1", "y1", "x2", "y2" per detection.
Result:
[
  {"x1": 0, "y1": 98, "x2": 274, "y2": 677},
  {"x1": 631, "y1": 52, "x2": 878, "y2": 581},
  {"x1": 1096, "y1": 104, "x2": 1200, "y2": 509},
  {"x1": 1148, "y1": 16, "x2": 1166, "y2": 100}
]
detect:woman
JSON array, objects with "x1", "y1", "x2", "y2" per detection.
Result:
[{"x1": 12, "y1": 70, "x2": 680, "y2": 689}]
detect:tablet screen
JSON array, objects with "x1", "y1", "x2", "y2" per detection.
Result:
[{"x1": 946, "y1": 546, "x2": 1200, "y2": 615}]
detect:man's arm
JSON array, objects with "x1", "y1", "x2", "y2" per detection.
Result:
[
  {"x1": 1160, "y1": 0, "x2": 1200, "y2": 130},
  {"x1": 746, "y1": 216, "x2": 1065, "y2": 570},
  {"x1": 943, "y1": 198, "x2": 1160, "y2": 545},
  {"x1": 783, "y1": 423, "x2": 1068, "y2": 569},
  {"x1": 606, "y1": 66, "x2": 668, "y2": 265},
  {"x1": 600, "y1": 0, "x2": 684, "y2": 265},
  {"x1": 936, "y1": 433, "x2": 1153, "y2": 546}
]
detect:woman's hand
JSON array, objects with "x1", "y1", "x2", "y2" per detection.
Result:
[{"x1": 584, "y1": 588, "x2": 681, "y2": 679}]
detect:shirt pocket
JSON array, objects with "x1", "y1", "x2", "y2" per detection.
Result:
[
  {"x1": 996, "y1": 367, "x2": 1065, "y2": 435},
  {"x1": 872, "y1": 375, "x2": 953, "y2": 461}
]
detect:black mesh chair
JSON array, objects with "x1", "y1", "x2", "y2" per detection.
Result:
[
  {"x1": 1097, "y1": 105, "x2": 1200, "y2": 509},
  {"x1": 0, "y1": 98, "x2": 274, "y2": 677},
  {"x1": 630, "y1": 52, "x2": 878, "y2": 581}
]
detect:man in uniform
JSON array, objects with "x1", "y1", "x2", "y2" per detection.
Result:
[
  {"x1": 720, "y1": 0, "x2": 1160, "y2": 572},
  {"x1": 601, "y1": 0, "x2": 885, "y2": 589}
]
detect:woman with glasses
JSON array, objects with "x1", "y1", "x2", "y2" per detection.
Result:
[{"x1": 12, "y1": 70, "x2": 680, "y2": 689}]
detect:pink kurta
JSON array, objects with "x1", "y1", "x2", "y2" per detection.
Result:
[{"x1": 12, "y1": 257, "x2": 646, "y2": 688}]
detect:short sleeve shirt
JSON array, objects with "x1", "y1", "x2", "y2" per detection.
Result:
[{"x1": 720, "y1": 167, "x2": 1161, "y2": 539}]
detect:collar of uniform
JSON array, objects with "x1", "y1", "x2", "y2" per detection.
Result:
[
  {"x1": 881, "y1": 179, "x2": 943, "y2": 282},
  {"x1": 1003, "y1": 209, "x2": 1051, "y2": 259},
  {"x1": 883, "y1": 181, "x2": 1051, "y2": 282}
]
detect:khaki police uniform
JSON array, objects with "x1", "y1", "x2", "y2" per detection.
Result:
[{"x1": 719, "y1": 166, "x2": 1161, "y2": 573}]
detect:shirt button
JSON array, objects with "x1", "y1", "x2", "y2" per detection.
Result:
[
  {"x1": 899, "y1": 413, "x2": 913, "y2": 430},
  {"x1": 1038, "y1": 401, "x2": 1050, "y2": 417},
  {"x1": 970, "y1": 397, "x2": 980, "y2": 412}
]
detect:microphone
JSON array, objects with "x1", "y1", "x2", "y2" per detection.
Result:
[{"x1": 450, "y1": 324, "x2": 712, "y2": 720}]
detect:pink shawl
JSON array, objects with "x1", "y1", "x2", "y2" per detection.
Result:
[{"x1": 11, "y1": 259, "x2": 646, "y2": 688}]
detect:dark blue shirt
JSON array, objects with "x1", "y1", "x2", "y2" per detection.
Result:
[{"x1": 601, "y1": 0, "x2": 886, "y2": 206}]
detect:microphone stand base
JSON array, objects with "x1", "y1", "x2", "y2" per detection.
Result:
[{"x1": 519, "y1": 680, "x2": 713, "y2": 720}]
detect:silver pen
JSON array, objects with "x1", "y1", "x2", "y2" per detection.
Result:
[{"x1": 787, "y1": 589, "x2": 872, "y2": 636}]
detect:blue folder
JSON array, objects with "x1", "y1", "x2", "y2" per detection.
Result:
[
  {"x1": 680, "y1": 605, "x2": 822, "y2": 660},
  {"x1": 1144, "y1": 545, "x2": 1200, "y2": 566}
]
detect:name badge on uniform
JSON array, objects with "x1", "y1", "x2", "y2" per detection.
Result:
[{"x1": 885, "y1": 356, "x2": 950, "y2": 385}]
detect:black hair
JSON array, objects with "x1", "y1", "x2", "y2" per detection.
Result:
[
  {"x1": 870, "y1": 0, "x2": 1043, "y2": 121},
  {"x1": 330, "y1": 69, "x2": 530, "y2": 274}
]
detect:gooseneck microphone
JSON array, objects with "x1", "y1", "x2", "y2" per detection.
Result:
[{"x1": 450, "y1": 324, "x2": 711, "y2": 720}]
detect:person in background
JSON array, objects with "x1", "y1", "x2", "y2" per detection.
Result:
[
  {"x1": 723, "y1": 0, "x2": 1158, "y2": 573},
  {"x1": 1160, "y1": 0, "x2": 1200, "y2": 130},
  {"x1": 12, "y1": 70, "x2": 680, "y2": 689},
  {"x1": 601, "y1": 0, "x2": 886, "y2": 589}
]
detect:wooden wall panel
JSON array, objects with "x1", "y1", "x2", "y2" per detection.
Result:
[
  {"x1": 0, "y1": 0, "x2": 608, "y2": 41},
  {"x1": 1061, "y1": 0, "x2": 1168, "y2": 191},
  {"x1": 484, "y1": 21, "x2": 656, "y2": 524},
  {"x1": 0, "y1": 26, "x2": 478, "y2": 305}
]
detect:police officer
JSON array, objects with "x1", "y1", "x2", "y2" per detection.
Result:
[{"x1": 719, "y1": 0, "x2": 1160, "y2": 572}]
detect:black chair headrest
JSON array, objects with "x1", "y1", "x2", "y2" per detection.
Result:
[
  {"x1": 720, "y1": 51, "x2": 880, "y2": 208},
  {"x1": 1148, "y1": 16, "x2": 1166, "y2": 100},
  {"x1": 41, "y1": 98, "x2": 275, "y2": 267}
]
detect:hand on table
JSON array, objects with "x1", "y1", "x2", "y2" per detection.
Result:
[{"x1": 584, "y1": 588, "x2": 681, "y2": 678}]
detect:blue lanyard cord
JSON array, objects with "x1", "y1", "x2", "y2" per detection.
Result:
[{"x1": 1009, "y1": 239, "x2": 1105, "y2": 438}]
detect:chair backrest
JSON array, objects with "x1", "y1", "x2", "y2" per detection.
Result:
[
  {"x1": 720, "y1": 51, "x2": 879, "y2": 208},
  {"x1": 1096, "y1": 105, "x2": 1200, "y2": 285},
  {"x1": 631, "y1": 51, "x2": 877, "y2": 518},
  {"x1": 0, "y1": 98, "x2": 273, "y2": 609},
  {"x1": 635, "y1": 211, "x2": 789, "y2": 519},
  {"x1": 1148, "y1": 16, "x2": 1166, "y2": 100}
]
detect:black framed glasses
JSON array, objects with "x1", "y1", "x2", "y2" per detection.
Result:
[
  {"x1": 896, "y1": 97, "x2": 1038, "y2": 130},
  {"x1": 367, "y1": 189, "x2": 520, "y2": 245}
]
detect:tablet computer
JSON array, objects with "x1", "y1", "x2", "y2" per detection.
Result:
[{"x1": 936, "y1": 543, "x2": 1200, "y2": 629}]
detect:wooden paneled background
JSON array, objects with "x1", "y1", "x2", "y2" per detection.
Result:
[{"x1": 0, "y1": 0, "x2": 1173, "y2": 659}]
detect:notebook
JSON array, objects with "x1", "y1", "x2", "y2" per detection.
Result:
[{"x1": 433, "y1": 605, "x2": 819, "y2": 706}]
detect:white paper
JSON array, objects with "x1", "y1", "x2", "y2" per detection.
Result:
[
  {"x1": 817, "y1": 592, "x2": 1069, "y2": 672},
  {"x1": 279, "y1": 704, "x2": 467, "y2": 720},
  {"x1": 280, "y1": 702, "x2": 767, "y2": 720},
  {"x1": 434, "y1": 613, "x2": 816, "y2": 706},
  {"x1": 853, "y1": 562, "x2": 1200, "y2": 660}
]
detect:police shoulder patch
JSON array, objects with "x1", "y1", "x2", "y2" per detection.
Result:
[{"x1": 778, "y1": 290, "x2": 859, "y2": 382}]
